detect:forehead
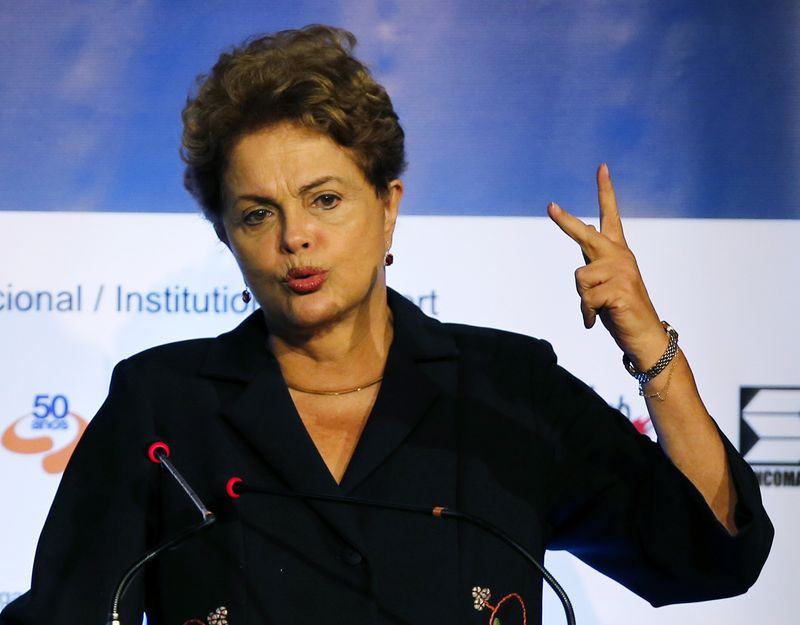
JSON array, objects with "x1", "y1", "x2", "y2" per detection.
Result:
[{"x1": 225, "y1": 123, "x2": 365, "y2": 192}]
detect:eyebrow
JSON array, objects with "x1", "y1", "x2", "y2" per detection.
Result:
[
  {"x1": 298, "y1": 175, "x2": 343, "y2": 195},
  {"x1": 234, "y1": 176, "x2": 345, "y2": 205}
]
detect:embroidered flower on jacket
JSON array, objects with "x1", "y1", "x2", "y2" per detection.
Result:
[
  {"x1": 470, "y1": 586, "x2": 527, "y2": 625},
  {"x1": 182, "y1": 606, "x2": 228, "y2": 625},
  {"x1": 472, "y1": 586, "x2": 491, "y2": 611},
  {"x1": 207, "y1": 606, "x2": 228, "y2": 625}
]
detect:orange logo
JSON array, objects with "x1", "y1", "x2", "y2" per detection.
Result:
[{"x1": 2, "y1": 412, "x2": 88, "y2": 474}]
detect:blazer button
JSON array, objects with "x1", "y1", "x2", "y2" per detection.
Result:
[{"x1": 341, "y1": 547, "x2": 363, "y2": 566}]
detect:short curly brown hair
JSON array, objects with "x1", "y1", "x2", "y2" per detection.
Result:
[{"x1": 181, "y1": 25, "x2": 406, "y2": 235}]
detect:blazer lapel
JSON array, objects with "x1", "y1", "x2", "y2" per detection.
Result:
[
  {"x1": 200, "y1": 311, "x2": 367, "y2": 549},
  {"x1": 223, "y1": 362, "x2": 338, "y2": 495},
  {"x1": 341, "y1": 291, "x2": 459, "y2": 493},
  {"x1": 199, "y1": 292, "x2": 460, "y2": 547}
]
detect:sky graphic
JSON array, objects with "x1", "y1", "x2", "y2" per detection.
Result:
[{"x1": 1, "y1": 0, "x2": 798, "y2": 218}]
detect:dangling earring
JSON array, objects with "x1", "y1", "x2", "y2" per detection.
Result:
[
  {"x1": 241, "y1": 288, "x2": 252, "y2": 303},
  {"x1": 384, "y1": 241, "x2": 394, "y2": 267}
]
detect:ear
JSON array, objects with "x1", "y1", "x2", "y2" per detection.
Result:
[{"x1": 383, "y1": 179, "x2": 403, "y2": 248}]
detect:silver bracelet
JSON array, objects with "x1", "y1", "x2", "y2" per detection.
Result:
[{"x1": 622, "y1": 321, "x2": 679, "y2": 393}]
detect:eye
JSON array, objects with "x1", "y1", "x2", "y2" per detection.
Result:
[
  {"x1": 312, "y1": 193, "x2": 341, "y2": 210},
  {"x1": 243, "y1": 207, "x2": 272, "y2": 225}
]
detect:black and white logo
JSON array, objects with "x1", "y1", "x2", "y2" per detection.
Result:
[{"x1": 740, "y1": 387, "x2": 800, "y2": 466}]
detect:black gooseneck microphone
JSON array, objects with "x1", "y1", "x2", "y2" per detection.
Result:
[
  {"x1": 106, "y1": 442, "x2": 216, "y2": 625},
  {"x1": 226, "y1": 477, "x2": 576, "y2": 625},
  {"x1": 106, "y1": 442, "x2": 575, "y2": 625}
]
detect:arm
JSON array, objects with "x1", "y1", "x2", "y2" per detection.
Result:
[
  {"x1": 541, "y1": 347, "x2": 772, "y2": 605},
  {"x1": 548, "y1": 164, "x2": 734, "y2": 532}
]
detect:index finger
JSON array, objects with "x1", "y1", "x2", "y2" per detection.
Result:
[
  {"x1": 597, "y1": 163, "x2": 627, "y2": 245},
  {"x1": 547, "y1": 201, "x2": 606, "y2": 262}
]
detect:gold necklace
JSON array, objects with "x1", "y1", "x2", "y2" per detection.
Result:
[{"x1": 287, "y1": 375, "x2": 384, "y2": 396}]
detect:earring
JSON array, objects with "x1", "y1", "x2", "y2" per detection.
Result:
[
  {"x1": 384, "y1": 252, "x2": 394, "y2": 267},
  {"x1": 241, "y1": 288, "x2": 252, "y2": 303}
]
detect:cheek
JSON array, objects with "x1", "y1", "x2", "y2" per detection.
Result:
[
  {"x1": 229, "y1": 238, "x2": 275, "y2": 280},
  {"x1": 352, "y1": 224, "x2": 385, "y2": 264},
  {"x1": 362, "y1": 210, "x2": 389, "y2": 247},
  {"x1": 227, "y1": 238, "x2": 251, "y2": 269}
]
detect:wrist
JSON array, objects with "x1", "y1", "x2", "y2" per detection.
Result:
[
  {"x1": 626, "y1": 325, "x2": 670, "y2": 372},
  {"x1": 623, "y1": 322, "x2": 679, "y2": 393}
]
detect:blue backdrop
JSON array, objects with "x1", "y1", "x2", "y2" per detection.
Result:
[{"x1": 2, "y1": 0, "x2": 798, "y2": 218}]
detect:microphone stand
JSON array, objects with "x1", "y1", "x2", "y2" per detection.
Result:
[
  {"x1": 228, "y1": 479, "x2": 576, "y2": 625},
  {"x1": 106, "y1": 447, "x2": 575, "y2": 625},
  {"x1": 107, "y1": 444, "x2": 216, "y2": 625}
]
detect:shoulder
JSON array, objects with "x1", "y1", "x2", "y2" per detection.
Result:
[
  {"x1": 437, "y1": 321, "x2": 569, "y2": 406},
  {"x1": 90, "y1": 339, "x2": 218, "y2": 428},
  {"x1": 121, "y1": 336, "x2": 215, "y2": 374},
  {"x1": 443, "y1": 321, "x2": 556, "y2": 363},
  {"x1": 100, "y1": 339, "x2": 217, "y2": 401},
  {"x1": 114, "y1": 310, "x2": 268, "y2": 382},
  {"x1": 388, "y1": 288, "x2": 557, "y2": 369}
]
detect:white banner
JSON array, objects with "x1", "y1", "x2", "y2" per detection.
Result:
[{"x1": 1, "y1": 211, "x2": 797, "y2": 624}]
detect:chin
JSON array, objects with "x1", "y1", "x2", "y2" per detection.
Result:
[
  {"x1": 280, "y1": 293, "x2": 348, "y2": 330},
  {"x1": 261, "y1": 279, "x2": 384, "y2": 333}
]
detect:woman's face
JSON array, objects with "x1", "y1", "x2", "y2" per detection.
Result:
[{"x1": 221, "y1": 122, "x2": 402, "y2": 336}]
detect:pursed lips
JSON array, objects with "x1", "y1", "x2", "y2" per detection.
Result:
[{"x1": 284, "y1": 266, "x2": 328, "y2": 294}]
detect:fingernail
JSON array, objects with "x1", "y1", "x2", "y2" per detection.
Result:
[
  {"x1": 548, "y1": 201, "x2": 560, "y2": 214},
  {"x1": 601, "y1": 163, "x2": 610, "y2": 178}
]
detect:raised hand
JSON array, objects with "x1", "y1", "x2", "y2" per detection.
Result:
[
  {"x1": 548, "y1": 164, "x2": 740, "y2": 532},
  {"x1": 547, "y1": 163, "x2": 666, "y2": 371}
]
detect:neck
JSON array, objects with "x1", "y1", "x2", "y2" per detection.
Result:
[{"x1": 267, "y1": 292, "x2": 394, "y2": 390}]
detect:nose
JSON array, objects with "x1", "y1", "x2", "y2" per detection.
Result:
[{"x1": 280, "y1": 208, "x2": 313, "y2": 254}]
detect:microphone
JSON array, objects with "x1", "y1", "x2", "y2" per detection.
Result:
[
  {"x1": 107, "y1": 442, "x2": 217, "y2": 625},
  {"x1": 226, "y1": 477, "x2": 576, "y2": 625},
  {"x1": 148, "y1": 442, "x2": 214, "y2": 520}
]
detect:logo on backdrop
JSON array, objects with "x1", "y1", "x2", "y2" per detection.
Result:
[
  {"x1": 1, "y1": 394, "x2": 87, "y2": 474},
  {"x1": 740, "y1": 386, "x2": 800, "y2": 487}
]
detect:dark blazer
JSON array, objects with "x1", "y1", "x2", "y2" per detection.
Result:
[{"x1": 1, "y1": 289, "x2": 773, "y2": 625}]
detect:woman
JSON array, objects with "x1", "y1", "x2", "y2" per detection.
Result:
[{"x1": 1, "y1": 25, "x2": 772, "y2": 625}]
